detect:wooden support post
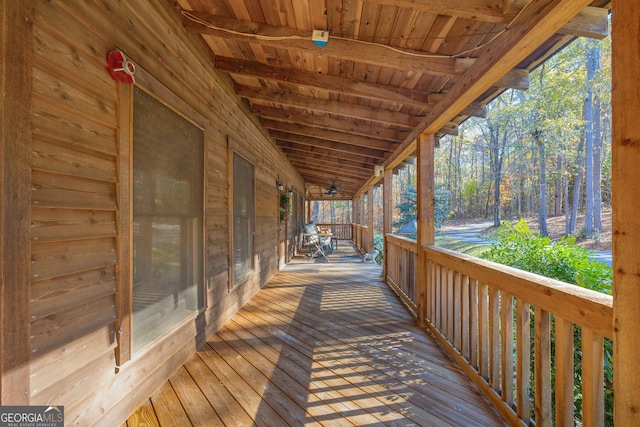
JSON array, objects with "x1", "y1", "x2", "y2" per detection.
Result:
[
  {"x1": 1, "y1": 0, "x2": 33, "y2": 404},
  {"x1": 612, "y1": 2, "x2": 640, "y2": 425},
  {"x1": 367, "y1": 186, "x2": 374, "y2": 253},
  {"x1": 383, "y1": 168, "x2": 393, "y2": 282},
  {"x1": 416, "y1": 134, "x2": 435, "y2": 327}
]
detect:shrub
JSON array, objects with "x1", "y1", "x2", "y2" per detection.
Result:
[{"x1": 482, "y1": 219, "x2": 612, "y2": 294}]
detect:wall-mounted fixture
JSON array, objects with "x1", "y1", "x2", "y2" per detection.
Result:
[
  {"x1": 276, "y1": 179, "x2": 284, "y2": 192},
  {"x1": 107, "y1": 50, "x2": 136, "y2": 84},
  {"x1": 312, "y1": 30, "x2": 329, "y2": 46},
  {"x1": 288, "y1": 187, "x2": 294, "y2": 196}
]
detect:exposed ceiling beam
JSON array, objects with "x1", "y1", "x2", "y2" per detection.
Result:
[
  {"x1": 297, "y1": 169, "x2": 363, "y2": 188},
  {"x1": 361, "y1": 1, "x2": 608, "y2": 38},
  {"x1": 251, "y1": 105, "x2": 407, "y2": 141},
  {"x1": 287, "y1": 160, "x2": 372, "y2": 181},
  {"x1": 277, "y1": 141, "x2": 382, "y2": 164},
  {"x1": 274, "y1": 136, "x2": 389, "y2": 160},
  {"x1": 239, "y1": 86, "x2": 487, "y2": 123},
  {"x1": 283, "y1": 152, "x2": 375, "y2": 173},
  {"x1": 215, "y1": 56, "x2": 433, "y2": 107},
  {"x1": 187, "y1": 13, "x2": 529, "y2": 88},
  {"x1": 237, "y1": 87, "x2": 415, "y2": 129},
  {"x1": 363, "y1": 0, "x2": 518, "y2": 22},
  {"x1": 263, "y1": 121, "x2": 397, "y2": 152}
]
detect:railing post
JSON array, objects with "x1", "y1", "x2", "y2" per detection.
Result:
[
  {"x1": 612, "y1": 2, "x2": 640, "y2": 425},
  {"x1": 416, "y1": 134, "x2": 435, "y2": 327},
  {"x1": 383, "y1": 168, "x2": 392, "y2": 282}
]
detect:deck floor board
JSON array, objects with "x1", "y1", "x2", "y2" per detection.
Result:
[{"x1": 126, "y1": 244, "x2": 506, "y2": 426}]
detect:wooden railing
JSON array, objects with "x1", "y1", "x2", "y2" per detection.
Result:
[
  {"x1": 316, "y1": 223, "x2": 353, "y2": 240},
  {"x1": 385, "y1": 234, "x2": 417, "y2": 313},
  {"x1": 384, "y1": 237, "x2": 613, "y2": 427},
  {"x1": 353, "y1": 224, "x2": 371, "y2": 253}
]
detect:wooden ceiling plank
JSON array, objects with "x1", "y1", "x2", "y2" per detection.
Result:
[
  {"x1": 263, "y1": 120, "x2": 397, "y2": 152},
  {"x1": 237, "y1": 86, "x2": 416, "y2": 128},
  {"x1": 251, "y1": 105, "x2": 407, "y2": 141}
]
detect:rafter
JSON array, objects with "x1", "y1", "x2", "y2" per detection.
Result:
[
  {"x1": 263, "y1": 121, "x2": 397, "y2": 152},
  {"x1": 239, "y1": 86, "x2": 487, "y2": 123},
  {"x1": 188, "y1": 13, "x2": 529, "y2": 88},
  {"x1": 215, "y1": 56, "x2": 433, "y2": 107},
  {"x1": 251, "y1": 105, "x2": 407, "y2": 141},
  {"x1": 274, "y1": 136, "x2": 388, "y2": 160},
  {"x1": 277, "y1": 141, "x2": 382, "y2": 164},
  {"x1": 282, "y1": 151, "x2": 377, "y2": 172},
  {"x1": 361, "y1": 1, "x2": 608, "y2": 39},
  {"x1": 287, "y1": 160, "x2": 372, "y2": 181},
  {"x1": 297, "y1": 169, "x2": 364, "y2": 188},
  {"x1": 237, "y1": 87, "x2": 416, "y2": 128}
]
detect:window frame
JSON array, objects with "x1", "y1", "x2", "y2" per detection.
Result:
[
  {"x1": 227, "y1": 137, "x2": 257, "y2": 290},
  {"x1": 116, "y1": 69, "x2": 207, "y2": 365}
]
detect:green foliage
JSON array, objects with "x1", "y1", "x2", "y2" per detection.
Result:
[
  {"x1": 483, "y1": 219, "x2": 611, "y2": 294},
  {"x1": 434, "y1": 186, "x2": 451, "y2": 229},
  {"x1": 393, "y1": 185, "x2": 451, "y2": 234},
  {"x1": 373, "y1": 233, "x2": 384, "y2": 265},
  {"x1": 393, "y1": 187, "x2": 416, "y2": 230},
  {"x1": 482, "y1": 219, "x2": 613, "y2": 425}
]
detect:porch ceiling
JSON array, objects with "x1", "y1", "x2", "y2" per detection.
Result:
[{"x1": 177, "y1": 0, "x2": 609, "y2": 199}]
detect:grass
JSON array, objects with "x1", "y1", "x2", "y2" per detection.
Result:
[{"x1": 434, "y1": 234, "x2": 490, "y2": 257}]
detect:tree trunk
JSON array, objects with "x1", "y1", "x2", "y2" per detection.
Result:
[
  {"x1": 583, "y1": 42, "x2": 598, "y2": 235},
  {"x1": 554, "y1": 154, "x2": 563, "y2": 217},
  {"x1": 569, "y1": 107, "x2": 586, "y2": 235},
  {"x1": 535, "y1": 131, "x2": 549, "y2": 236},
  {"x1": 592, "y1": 45, "x2": 603, "y2": 232},
  {"x1": 329, "y1": 200, "x2": 336, "y2": 224}
]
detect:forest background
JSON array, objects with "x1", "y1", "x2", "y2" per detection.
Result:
[{"x1": 310, "y1": 34, "x2": 612, "y2": 254}]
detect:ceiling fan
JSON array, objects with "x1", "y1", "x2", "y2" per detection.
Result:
[{"x1": 326, "y1": 180, "x2": 340, "y2": 196}]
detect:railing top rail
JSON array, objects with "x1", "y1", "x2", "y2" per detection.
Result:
[
  {"x1": 425, "y1": 245, "x2": 613, "y2": 338},
  {"x1": 386, "y1": 233, "x2": 418, "y2": 251}
]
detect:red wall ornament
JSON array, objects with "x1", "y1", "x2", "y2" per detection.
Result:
[{"x1": 107, "y1": 50, "x2": 136, "y2": 84}]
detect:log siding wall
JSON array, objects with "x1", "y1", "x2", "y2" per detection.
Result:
[{"x1": 3, "y1": 0, "x2": 303, "y2": 424}]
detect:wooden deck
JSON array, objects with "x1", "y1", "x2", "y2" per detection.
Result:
[{"x1": 124, "y1": 243, "x2": 506, "y2": 426}]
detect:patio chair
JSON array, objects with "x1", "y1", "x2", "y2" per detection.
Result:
[{"x1": 306, "y1": 232, "x2": 329, "y2": 262}]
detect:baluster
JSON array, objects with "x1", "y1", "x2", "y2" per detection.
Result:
[
  {"x1": 470, "y1": 278, "x2": 479, "y2": 370},
  {"x1": 453, "y1": 271, "x2": 462, "y2": 351},
  {"x1": 461, "y1": 274, "x2": 470, "y2": 360},
  {"x1": 582, "y1": 328, "x2": 605, "y2": 427},
  {"x1": 501, "y1": 292, "x2": 514, "y2": 405},
  {"x1": 555, "y1": 316, "x2": 574, "y2": 426},
  {"x1": 516, "y1": 300, "x2": 531, "y2": 422},
  {"x1": 446, "y1": 267, "x2": 454, "y2": 340},
  {"x1": 478, "y1": 282, "x2": 490, "y2": 379},
  {"x1": 489, "y1": 286, "x2": 501, "y2": 391},
  {"x1": 534, "y1": 308, "x2": 551, "y2": 427}
]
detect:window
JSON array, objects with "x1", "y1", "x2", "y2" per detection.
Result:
[
  {"x1": 131, "y1": 87, "x2": 204, "y2": 353},
  {"x1": 231, "y1": 153, "x2": 255, "y2": 285}
]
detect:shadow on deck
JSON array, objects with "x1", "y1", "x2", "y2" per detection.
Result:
[{"x1": 124, "y1": 243, "x2": 506, "y2": 426}]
